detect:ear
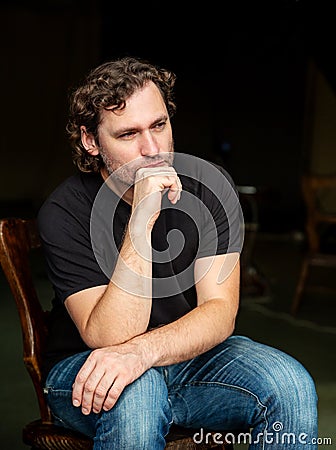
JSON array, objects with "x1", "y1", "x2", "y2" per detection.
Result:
[{"x1": 80, "y1": 126, "x2": 99, "y2": 156}]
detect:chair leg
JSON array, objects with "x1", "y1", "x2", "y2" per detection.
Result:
[
  {"x1": 224, "y1": 443, "x2": 234, "y2": 449},
  {"x1": 291, "y1": 257, "x2": 309, "y2": 316}
]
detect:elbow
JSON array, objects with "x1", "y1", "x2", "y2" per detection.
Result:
[
  {"x1": 227, "y1": 317, "x2": 236, "y2": 338},
  {"x1": 218, "y1": 316, "x2": 236, "y2": 344},
  {"x1": 81, "y1": 322, "x2": 148, "y2": 349},
  {"x1": 81, "y1": 331, "x2": 129, "y2": 349},
  {"x1": 219, "y1": 305, "x2": 238, "y2": 342}
]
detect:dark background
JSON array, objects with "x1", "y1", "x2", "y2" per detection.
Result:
[
  {"x1": 1, "y1": 0, "x2": 335, "y2": 232},
  {"x1": 1, "y1": 3, "x2": 336, "y2": 448}
]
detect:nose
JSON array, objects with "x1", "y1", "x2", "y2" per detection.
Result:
[{"x1": 140, "y1": 130, "x2": 160, "y2": 157}]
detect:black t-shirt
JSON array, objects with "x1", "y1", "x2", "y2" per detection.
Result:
[{"x1": 38, "y1": 157, "x2": 242, "y2": 379}]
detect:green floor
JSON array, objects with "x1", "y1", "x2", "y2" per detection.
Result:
[{"x1": 0, "y1": 233, "x2": 335, "y2": 449}]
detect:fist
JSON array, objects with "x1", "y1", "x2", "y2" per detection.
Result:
[{"x1": 131, "y1": 166, "x2": 182, "y2": 229}]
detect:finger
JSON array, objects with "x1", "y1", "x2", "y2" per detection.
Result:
[
  {"x1": 166, "y1": 177, "x2": 182, "y2": 204},
  {"x1": 91, "y1": 372, "x2": 117, "y2": 414},
  {"x1": 167, "y1": 188, "x2": 180, "y2": 204},
  {"x1": 136, "y1": 166, "x2": 176, "y2": 178},
  {"x1": 135, "y1": 165, "x2": 178, "y2": 184},
  {"x1": 144, "y1": 175, "x2": 180, "y2": 201},
  {"x1": 72, "y1": 356, "x2": 97, "y2": 409},
  {"x1": 80, "y1": 367, "x2": 106, "y2": 415},
  {"x1": 102, "y1": 375, "x2": 126, "y2": 412}
]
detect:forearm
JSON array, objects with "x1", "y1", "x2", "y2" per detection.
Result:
[
  {"x1": 84, "y1": 225, "x2": 152, "y2": 347},
  {"x1": 72, "y1": 167, "x2": 182, "y2": 349},
  {"x1": 130, "y1": 296, "x2": 238, "y2": 367},
  {"x1": 71, "y1": 261, "x2": 240, "y2": 415}
]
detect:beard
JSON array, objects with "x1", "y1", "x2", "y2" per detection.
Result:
[{"x1": 99, "y1": 142, "x2": 175, "y2": 187}]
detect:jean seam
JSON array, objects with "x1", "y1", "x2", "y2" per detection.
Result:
[
  {"x1": 50, "y1": 411, "x2": 67, "y2": 427},
  {"x1": 170, "y1": 380, "x2": 268, "y2": 449},
  {"x1": 45, "y1": 386, "x2": 73, "y2": 395},
  {"x1": 163, "y1": 367, "x2": 169, "y2": 385},
  {"x1": 166, "y1": 396, "x2": 174, "y2": 427}
]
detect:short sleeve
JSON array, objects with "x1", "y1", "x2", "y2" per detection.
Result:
[
  {"x1": 196, "y1": 164, "x2": 244, "y2": 258},
  {"x1": 37, "y1": 177, "x2": 109, "y2": 303}
]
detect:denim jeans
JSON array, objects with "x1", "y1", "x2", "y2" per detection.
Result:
[{"x1": 45, "y1": 335, "x2": 318, "y2": 449}]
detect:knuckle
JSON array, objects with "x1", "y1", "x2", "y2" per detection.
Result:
[
  {"x1": 145, "y1": 175, "x2": 156, "y2": 185},
  {"x1": 112, "y1": 384, "x2": 121, "y2": 395},
  {"x1": 91, "y1": 348, "x2": 102, "y2": 358},
  {"x1": 84, "y1": 383, "x2": 95, "y2": 393},
  {"x1": 95, "y1": 387, "x2": 107, "y2": 398},
  {"x1": 118, "y1": 368, "x2": 128, "y2": 379},
  {"x1": 76, "y1": 373, "x2": 86, "y2": 384},
  {"x1": 87, "y1": 352, "x2": 97, "y2": 363},
  {"x1": 108, "y1": 388, "x2": 119, "y2": 401},
  {"x1": 101, "y1": 354, "x2": 112, "y2": 365}
]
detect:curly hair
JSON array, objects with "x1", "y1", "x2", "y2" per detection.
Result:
[{"x1": 66, "y1": 56, "x2": 177, "y2": 173}]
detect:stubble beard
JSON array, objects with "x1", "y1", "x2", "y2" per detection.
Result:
[{"x1": 99, "y1": 142, "x2": 175, "y2": 187}]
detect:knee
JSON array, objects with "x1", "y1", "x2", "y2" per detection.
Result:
[
  {"x1": 101, "y1": 401, "x2": 170, "y2": 449},
  {"x1": 263, "y1": 353, "x2": 318, "y2": 437},
  {"x1": 99, "y1": 369, "x2": 171, "y2": 448},
  {"x1": 258, "y1": 349, "x2": 318, "y2": 415},
  {"x1": 275, "y1": 354, "x2": 316, "y2": 402}
]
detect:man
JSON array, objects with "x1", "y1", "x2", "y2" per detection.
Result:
[{"x1": 38, "y1": 56, "x2": 317, "y2": 449}]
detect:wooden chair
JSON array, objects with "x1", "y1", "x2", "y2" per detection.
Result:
[
  {"x1": 291, "y1": 174, "x2": 336, "y2": 315},
  {"x1": 0, "y1": 217, "x2": 235, "y2": 449}
]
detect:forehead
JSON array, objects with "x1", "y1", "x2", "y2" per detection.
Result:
[{"x1": 99, "y1": 81, "x2": 167, "y2": 128}]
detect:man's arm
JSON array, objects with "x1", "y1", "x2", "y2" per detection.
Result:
[
  {"x1": 65, "y1": 166, "x2": 181, "y2": 347},
  {"x1": 72, "y1": 253, "x2": 240, "y2": 415},
  {"x1": 135, "y1": 253, "x2": 240, "y2": 366},
  {"x1": 65, "y1": 225, "x2": 153, "y2": 347}
]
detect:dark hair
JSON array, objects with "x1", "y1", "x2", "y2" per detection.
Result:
[{"x1": 66, "y1": 56, "x2": 177, "y2": 172}]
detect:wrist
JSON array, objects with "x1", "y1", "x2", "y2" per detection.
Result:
[
  {"x1": 130, "y1": 206, "x2": 157, "y2": 234},
  {"x1": 131, "y1": 333, "x2": 158, "y2": 368},
  {"x1": 128, "y1": 211, "x2": 153, "y2": 241}
]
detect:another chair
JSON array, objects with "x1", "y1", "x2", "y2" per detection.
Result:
[
  {"x1": 237, "y1": 185, "x2": 269, "y2": 297},
  {"x1": 0, "y1": 217, "x2": 235, "y2": 449},
  {"x1": 291, "y1": 174, "x2": 336, "y2": 315}
]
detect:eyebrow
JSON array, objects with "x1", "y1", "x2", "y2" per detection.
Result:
[{"x1": 113, "y1": 114, "x2": 168, "y2": 137}]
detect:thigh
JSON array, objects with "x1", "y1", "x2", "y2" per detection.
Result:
[
  {"x1": 165, "y1": 335, "x2": 317, "y2": 432},
  {"x1": 44, "y1": 351, "x2": 97, "y2": 437},
  {"x1": 44, "y1": 351, "x2": 173, "y2": 445}
]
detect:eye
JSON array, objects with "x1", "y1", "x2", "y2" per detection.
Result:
[
  {"x1": 154, "y1": 121, "x2": 166, "y2": 130},
  {"x1": 119, "y1": 131, "x2": 136, "y2": 139}
]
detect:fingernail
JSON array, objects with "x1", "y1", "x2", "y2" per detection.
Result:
[
  {"x1": 73, "y1": 399, "x2": 80, "y2": 407},
  {"x1": 82, "y1": 408, "x2": 89, "y2": 415}
]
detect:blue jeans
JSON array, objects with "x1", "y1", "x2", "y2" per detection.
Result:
[{"x1": 45, "y1": 335, "x2": 318, "y2": 449}]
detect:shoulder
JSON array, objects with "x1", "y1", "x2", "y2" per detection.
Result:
[
  {"x1": 45, "y1": 172, "x2": 102, "y2": 201},
  {"x1": 197, "y1": 159, "x2": 237, "y2": 191},
  {"x1": 37, "y1": 172, "x2": 103, "y2": 235},
  {"x1": 174, "y1": 154, "x2": 237, "y2": 199},
  {"x1": 39, "y1": 172, "x2": 102, "y2": 211}
]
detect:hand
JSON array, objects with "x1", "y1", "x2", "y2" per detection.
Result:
[
  {"x1": 131, "y1": 166, "x2": 182, "y2": 230},
  {"x1": 72, "y1": 344, "x2": 149, "y2": 415}
]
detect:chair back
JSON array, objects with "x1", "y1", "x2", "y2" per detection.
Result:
[
  {"x1": 301, "y1": 174, "x2": 336, "y2": 253},
  {"x1": 0, "y1": 217, "x2": 52, "y2": 422}
]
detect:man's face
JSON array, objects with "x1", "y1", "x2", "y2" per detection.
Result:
[{"x1": 92, "y1": 81, "x2": 174, "y2": 186}]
